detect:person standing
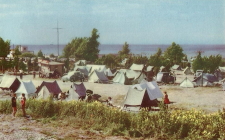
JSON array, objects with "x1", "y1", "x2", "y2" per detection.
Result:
[
  {"x1": 21, "y1": 93, "x2": 26, "y2": 117},
  {"x1": 11, "y1": 93, "x2": 17, "y2": 117},
  {"x1": 163, "y1": 91, "x2": 170, "y2": 109}
]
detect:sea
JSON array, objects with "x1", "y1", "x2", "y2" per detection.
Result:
[{"x1": 11, "y1": 44, "x2": 225, "y2": 59}]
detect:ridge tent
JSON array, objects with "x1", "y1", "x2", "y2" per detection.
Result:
[
  {"x1": 36, "y1": 81, "x2": 62, "y2": 99},
  {"x1": 15, "y1": 80, "x2": 36, "y2": 98},
  {"x1": 36, "y1": 86, "x2": 51, "y2": 99},
  {"x1": 66, "y1": 82, "x2": 86, "y2": 101},
  {"x1": 146, "y1": 66, "x2": 154, "y2": 72},
  {"x1": 105, "y1": 68, "x2": 115, "y2": 77},
  {"x1": 171, "y1": 65, "x2": 182, "y2": 70},
  {"x1": 132, "y1": 72, "x2": 147, "y2": 84},
  {"x1": 86, "y1": 65, "x2": 107, "y2": 75},
  {"x1": 180, "y1": 77, "x2": 194, "y2": 88},
  {"x1": 129, "y1": 63, "x2": 145, "y2": 71},
  {"x1": 113, "y1": 71, "x2": 131, "y2": 85},
  {"x1": 0, "y1": 75, "x2": 20, "y2": 92},
  {"x1": 74, "y1": 60, "x2": 87, "y2": 66},
  {"x1": 119, "y1": 69, "x2": 141, "y2": 80},
  {"x1": 132, "y1": 80, "x2": 163, "y2": 100},
  {"x1": 88, "y1": 70, "x2": 109, "y2": 83},
  {"x1": 76, "y1": 67, "x2": 89, "y2": 78},
  {"x1": 183, "y1": 67, "x2": 193, "y2": 75},
  {"x1": 193, "y1": 73, "x2": 218, "y2": 87}
]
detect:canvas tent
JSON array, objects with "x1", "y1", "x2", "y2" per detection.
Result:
[
  {"x1": 74, "y1": 60, "x2": 87, "y2": 66},
  {"x1": 171, "y1": 65, "x2": 182, "y2": 70},
  {"x1": 66, "y1": 82, "x2": 86, "y2": 101},
  {"x1": 132, "y1": 80, "x2": 163, "y2": 100},
  {"x1": 105, "y1": 68, "x2": 115, "y2": 77},
  {"x1": 86, "y1": 65, "x2": 107, "y2": 75},
  {"x1": 0, "y1": 75, "x2": 20, "y2": 92},
  {"x1": 36, "y1": 81, "x2": 62, "y2": 99},
  {"x1": 113, "y1": 71, "x2": 131, "y2": 85},
  {"x1": 180, "y1": 77, "x2": 194, "y2": 88},
  {"x1": 183, "y1": 67, "x2": 193, "y2": 75},
  {"x1": 132, "y1": 72, "x2": 147, "y2": 84},
  {"x1": 129, "y1": 63, "x2": 145, "y2": 71},
  {"x1": 119, "y1": 69, "x2": 141, "y2": 80},
  {"x1": 193, "y1": 73, "x2": 218, "y2": 87},
  {"x1": 15, "y1": 80, "x2": 36, "y2": 98},
  {"x1": 88, "y1": 70, "x2": 109, "y2": 83}
]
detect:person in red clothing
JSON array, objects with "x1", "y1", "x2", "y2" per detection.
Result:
[
  {"x1": 163, "y1": 91, "x2": 170, "y2": 109},
  {"x1": 20, "y1": 93, "x2": 26, "y2": 117}
]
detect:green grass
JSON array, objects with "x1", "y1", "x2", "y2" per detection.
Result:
[{"x1": 1, "y1": 98, "x2": 225, "y2": 139}]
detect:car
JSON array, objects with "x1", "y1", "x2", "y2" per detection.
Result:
[
  {"x1": 156, "y1": 72, "x2": 176, "y2": 84},
  {"x1": 194, "y1": 70, "x2": 203, "y2": 79},
  {"x1": 61, "y1": 71, "x2": 84, "y2": 82}
]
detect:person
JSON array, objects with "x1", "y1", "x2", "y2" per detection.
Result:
[
  {"x1": 106, "y1": 97, "x2": 113, "y2": 106},
  {"x1": 11, "y1": 93, "x2": 17, "y2": 117},
  {"x1": 163, "y1": 91, "x2": 170, "y2": 109},
  {"x1": 33, "y1": 71, "x2": 36, "y2": 78},
  {"x1": 20, "y1": 72, "x2": 23, "y2": 79},
  {"x1": 20, "y1": 93, "x2": 26, "y2": 117}
]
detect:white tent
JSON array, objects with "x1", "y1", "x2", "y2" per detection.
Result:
[
  {"x1": 36, "y1": 86, "x2": 51, "y2": 99},
  {"x1": 129, "y1": 63, "x2": 145, "y2": 71},
  {"x1": 183, "y1": 67, "x2": 193, "y2": 75},
  {"x1": 180, "y1": 77, "x2": 194, "y2": 88},
  {"x1": 132, "y1": 80, "x2": 163, "y2": 100},
  {"x1": 105, "y1": 68, "x2": 115, "y2": 77},
  {"x1": 15, "y1": 80, "x2": 36, "y2": 98},
  {"x1": 171, "y1": 65, "x2": 182, "y2": 70},
  {"x1": 86, "y1": 65, "x2": 107, "y2": 75},
  {"x1": 113, "y1": 71, "x2": 131, "y2": 85},
  {"x1": 88, "y1": 70, "x2": 109, "y2": 83},
  {"x1": 66, "y1": 87, "x2": 80, "y2": 101}
]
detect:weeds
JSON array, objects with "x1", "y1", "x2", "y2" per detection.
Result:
[{"x1": 1, "y1": 99, "x2": 225, "y2": 139}]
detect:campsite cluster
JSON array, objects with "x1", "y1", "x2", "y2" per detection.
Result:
[{"x1": 0, "y1": 59, "x2": 225, "y2": 111}]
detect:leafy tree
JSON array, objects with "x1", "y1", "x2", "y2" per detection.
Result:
[
  {"x1": 118, "y1": 42, "x2": 130, "y2": 58},
  {"x1": 164, "y1": 42, "x2": 184, "y2": 66},
  {"x1": 14, "y1": 45, "x2": 22, "y2": 56},
  {"x1": 0, "y1": 37, "x2": 10, "y2": 72},
  {"x1": 85, "y1": 28, "x2": 100, "y2": 61},
  {"x1": 50, "y1": 53, "x2": 55, "y2": 58},
  {"x1": 95, "y1": 54, "x2": 118, "y2": 68},
  {"x1": 148, "y1": 48, "x2": 163, "y2": 67},
  {"x1": 21, "y1": 52, "x2": 36, "y2": 58},
  {"x1": 18, "y1": 59, "x2": 27, "y2": 71},
  {"x1": 192, "y1": 52, "x2": 204, "y2": 73},
  {"x1": 37, "y1": 50, "x2": 44, "y2": 58}
]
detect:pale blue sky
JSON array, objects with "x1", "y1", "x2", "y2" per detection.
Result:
[{"x1": 0, "y1": 0, "x2": 224, "y2": 45}]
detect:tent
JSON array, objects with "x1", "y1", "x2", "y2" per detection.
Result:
[
  {"x1": 119, "y1": 69, "x2": 141, "y2": 80},
  {"x1": 180, "y1": 77, "x2": 194, "y2": 88},
  {"x1": 0, "y1": 75, "x2": 21, "y2": 92},
  {"x1": 132, "y1": 80, "x2": 163, "y2": 100},
  {"x1": 15, "y1": 80, "x2": 36, "y2": 98},
  {"x1": 193, "y1": 73, "x2": 218, "y2": 87},
  {"x1": 74, "y1": 60, "x2": 87, "y2": 66},
  {"x1": 88, "y1": 70, "x2": 109, "y2": 83},
  {"x1": 113, "y1": 71, "x2": 131, "y2": 85},
  {"x1": 66, "y1": 82, "x2": 86, "y2": 101},
  {"x1": 183, "y1": 67, "x2": 193, "y2": 75},
  {"x1": 36, "y1": 81, "x2": 62, "y2": 99},
  {"x1": 36, "y1": 86, "x2": 51, "y2": 99},
  {"x1": 129, "y1": 63, "x2": 145, "y2": 71},
  {"x1": 132, "y1": 72, "x2": 147, "y2": 84},
  {"x1": 86, "y1": 65, "x2": 107, "y2": 75},
  {"x1": 146, "y1": 66, "x2": 154, "y2": 72},
  {"x1": 171, "y1": 65, "x2": 182, "y2": 70},
  {"x1": 76, "y1": 67, "x2": 89, "y2": 78},
  {"x1": 105, "y1": 68, "x2": 115, "y2": 77},
  {"x1": 219, "y1": 66, "x2": 225, "y2": 73}
]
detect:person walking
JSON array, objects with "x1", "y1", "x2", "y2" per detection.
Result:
[
  {"x1": 20, "y1": 93, "x2": 26, "y2": 117},
  {"x1": 11, "y1": 93, "x2": 17, "y2": 117},
  {"x1": 163, "y1": 91, "x2": 170, "y2": 109}
]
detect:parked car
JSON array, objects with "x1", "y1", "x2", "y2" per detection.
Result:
[
  {"x1": 194, "y1": 70, "x2": 203, "y2": 79},
  {"x1": 156, "y1": 72, "x2": 176, "y2": 84},
  {"x1": 61, "y1": 71, "x2": 84, "y2": 82}
]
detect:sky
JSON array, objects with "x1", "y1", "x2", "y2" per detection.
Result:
[{"x1": 0, "y1": 0, "x2": 224, "y2": 45}]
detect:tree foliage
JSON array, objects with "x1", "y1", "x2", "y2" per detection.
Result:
[
  {"x1": 164, "y1": 42, "x2": 184, "y2": 65},
  {"x1": 192, "y1": 52, "x2": 222, "y2": 73},
  {"x1": 0, "y1": 37, "x2": 10, "y2": 58},
  {"x1": 14, "y1": 46, "x2": 22, "y2": 56},
  {"x1": 95, "y1": 54, "x2": 118, "y2": 68},
  {"x1": 63, "y1": 28, "x2": 100, "y2": 62},
  {"x1": 21, "y1": 52, "x2": 36, "y2": 58},
  {"x1": 37, "y1": 50, "x2": 44, "y2": 58},
  {"x1": 118, "y1": 42, "x2": 130, "y2": 58}
]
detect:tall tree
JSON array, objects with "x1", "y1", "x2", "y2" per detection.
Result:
[
  {"x1": 164, "y1": 42, "x2": 184, "y2": 65},
  {"x1": 192, "y1": 52, "x2": 204, "y2": 73},
  {"x1": 118, "y1": 42, "x2": 130, "y2": 57},
  {"x1": 0, "y1": 37, "x2": 10, "y2": 72},
  {"x1": 37, "y1": 50, "x2": 44, "y2": 58},
  {"x1": 14, "y1": 45, "x2": 22, "y2": 56},
  {"x1": 85, "y1": 28, "x2": 100, "y2": 62}
]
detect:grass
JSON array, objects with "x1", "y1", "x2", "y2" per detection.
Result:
[{"x1": 0, "y1": 98, "x2": 225, "y2": 139}]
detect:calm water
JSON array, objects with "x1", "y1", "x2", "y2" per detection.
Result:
[{"x1": 11, "y1": 44, "x2": 225, "y2": 58}]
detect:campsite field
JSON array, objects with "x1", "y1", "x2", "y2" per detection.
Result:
[{"x1": 0, "y1": 70, "x2": 225, "y2": 139}]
